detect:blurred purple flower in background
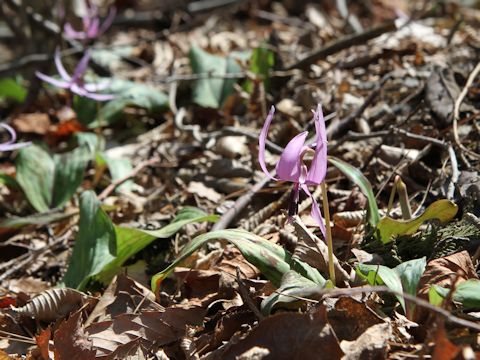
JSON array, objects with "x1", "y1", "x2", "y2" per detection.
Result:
[
  {"x1": 258, "y1": 105, "x2": 328, "y2": 237},
  {"x1": 36, "y1": 49, "x2": 114, "y2": 101},
  {"x1": 64, "y1": 3, "x2": 116, "y2": 41},
  {"x1": 0, "y1": 123, "x2": 31, "y2": 152}
]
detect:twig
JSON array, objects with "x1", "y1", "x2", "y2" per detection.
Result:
[
  {"x1": 286, "y1": 20, "x2": 396, "y2": 70},
  {"x1": 453, "y1": 61, "x2": 480, "y2": 159},
  {"x1": 97, "y1": 157, "x2": 160, "y2": 201}
]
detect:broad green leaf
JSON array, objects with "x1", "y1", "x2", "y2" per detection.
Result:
[
  {"x1": 261, "y1": 271, "x2": 321, "y2": 315},
  {"x1": 15, "y1": 144, "x2": 93, "y2": 212},
  {"x1": 328, "y1": 156, "x2": 380, "y2": 227},
  {"x1": 394, "y1": 257, "x2": 426, "y2": 317},
  {"x1": 52, "y1": 145, "x2": 91, "y2": 207},
  {"x1": 189, "y1": 46, "x2": 247, "y2": 108},
  {"x1": 244, "y1": 45, "x2": 275, "y2": 93},
  {"x1": 0, "y1": 78, "x2": 27, "y2": 102},
  {"x1": 16, "y1": 145, "x2": 55, "y2": 212},
  {"x1": 88, "y1": 79, "x2": 168, "y2": 128},
  {"x1": 95, "y1": 207, "x2": 218, "y2": 284},
  {"x1": 357, "y1": 263, "x2": 405, "y2": 312},
  {"x1": 377, "y1": 199, "x2": 458, "y2": 243},
  {"x1": 434, "y1": 279, "x2": 480, "y2": 309},
  {"x1": 73, "y1": 95, "x2": 99, "y2": 126},
  {"x1": 151, "y1": 229, "x2": 326, "y2": 294},
  {"x1": 62, "y1": 191, "x2": 117, "y2": 290},
  {"x1": 75, "y1": 132, "x2": 105, "y2": 152}
]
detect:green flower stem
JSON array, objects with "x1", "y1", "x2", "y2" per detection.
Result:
[
  {"x1": 395, "y1": 176, "x2": 412, "y2": 220},
  {"x1": 321, "y1": 181, "x2": 335, "y2": 286}
]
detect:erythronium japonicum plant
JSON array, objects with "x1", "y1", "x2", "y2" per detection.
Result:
[
  {"x1": 64, "y1": 3, "x2": 116, "y2": 41},
  {"x1": 0, "y1": 124, "x2": 31, "y2": 151},
  {"x1": 36, "y1": 49, "x2": 114, "y2": 101},
  {"x1": 259, "y1": 105, "x2": 336, "y2": 285}
]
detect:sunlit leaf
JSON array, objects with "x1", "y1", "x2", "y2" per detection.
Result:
[
  {"x1": 328, "y1": 156, "x2": 380, "y2": 227},
  {"x1": 394, "y1": 257, "x2": 426, "y2": 317},
  {"x1": 376, "y1": 199, "x2": 458, "y2": 243},
  {"x1": 189, "y1": 46, "x2": 247, "y2": 108},
  {"x1": 151, "y1": 228, "x2": 326, "y2": 294},
  {"x1": 434, "y1": 279, "x2": 480, "y2": 309},
  {"x1": 357, "y1": 263, "x2": 405, "y2": 312}
]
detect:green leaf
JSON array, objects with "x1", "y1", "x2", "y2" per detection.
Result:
[
  {"x1": 62, "y1": 191, "x2": 117, "y2": 290},
  {"x1": 151, "y1": 228, "x2": 326, "y2": 294},
  {"x1": 0, "y1": 209, "x2": 77, "y2": 229},
  {"x1": 328, "y1": 156, "x2": 380, "y2": 227},
  {"x1": 376, "y1": 199, "x2": 458, "y2": 243},
  {"x1": 96, "y1": 152, "x2": 133, "y2": 192},
  {"x1": 15, "y1": 144, "x2": 93, "y2": 212},
  {"x1": 0, "y1": 78, "x2": 27, "y2": 102},
  {"x1": 428, "y1": 286, "x2": 444, "y2": 307},
  {"x1": 244, "y1": 44, "x2": 275, "y2": 93},
  {"x1": 261, "y1": 271, "x2": 321, "y2": 315},
  {"x1": 52, "y1": 145, "x2": 91, "y2": 207},
  {"x1": 89, "y1": 79, "x2": 168, "y2": 128},
  {"x1": 16, "y1": 145, "x2": 55, "y2": 212},
  {"x1": 434, "y1": 279, "x2": 480, "y2": 309},
  {"x1": 95, "y1": 207, "x2": 218, "y2": 284},
  {"x1": 357, "y1": 263, "x2": 405, "y2": 312},
  {"x1": 394, "y1": 257, "x2": 426, "y2": 317},
  {"x1": 189, "y1": 46, "x2": 247, "y2": 108},
  {"x1": 73, "y1": 95, "x2": 99, "y2": 126},
  {"x1": 0, "y1": 173, "x2": 20, "y2": 189}
]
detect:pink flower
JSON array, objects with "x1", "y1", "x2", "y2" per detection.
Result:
[
  {"x1": 258, "y1": 105, "x2": 328, "y2": 237},
  {"x1": 64, "y1": 4, "x2": 116, "y2": 41},
  {"x1": 36, "y1": 49, "x2": 114, "y2": 101},
  {"x1": 0, "y1": 124, "x2": 31, "y2": 151}
]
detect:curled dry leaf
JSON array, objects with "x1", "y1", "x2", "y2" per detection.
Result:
[
  {"x1": 85, "y1": 306, "x2": 206, "y2": 358},
  {"x1": 53, "y1": 312, "x2": 96, "y2": 360},
  {"x1": 13, "y1": 288, "x2": 90, "y2": 322},
  {"x1": 340, "y1": 323, "x2": 392, "y2": 360},
  {"x1": 417, "y1": 250, "x2": 478, "y2": 300},
  {"x1": 218, "y1": 306, "x2": 343, "y2": 360},
  {"x1": 326, "y1": 296, "x2": 385, "y2": 341}
]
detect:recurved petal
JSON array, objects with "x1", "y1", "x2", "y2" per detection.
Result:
[
  {"x1": 36, "y1": 72, "x2": 71, "y2": 89},
  {"x1": 306, "y1": 104, "x2": 327, "y2": 185},
  {"x1": 0, "y1": 124, "x2": 31, "y2": 151},
  {"x1": 301, "y1": 184, "x2": 326, "y2": 238},
  {"x1": 258, "y1": 106, "x2": 278, "y2": 181},
  {"x1": 64, "y1": 23, "x2": 85, "y2": 40},
  {"x1": 276, "y1": 131, "x2": 308, "y2": 182}
]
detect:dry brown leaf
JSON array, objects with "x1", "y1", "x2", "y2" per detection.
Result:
[
  {"x1": 417, "y1": 251, "x2": 478, "y2": 300},
  {"x1": 340, "y1": 323, "x2": 392, "y2": 360},
  {"x1": 187, "y1": 181, "x2": 222, "y2": 203},
  {"x1": 86, "y1": 275, "x2": 159, "y2": 326},
  {"x1": 326, "y1": 296, "x2": 385, "y2": 342},
  {"x1": 85, "y1": 306, "x2": 206, "y2": 358},
  {"x1": 53, "y1": 312, "x2": 96, "y2": 360},
  {"x1": 13, "y1": 288, "x2": 90, "y2": 323},
  {"x1": 218, "y1": 306, "x2": 343, "y2": 360},
  {"x1": 11, "y1": 113, "x2": 51, "y2": 135},
  {"x1": 35, "y1": 327, "x2": 51, "y2": 360}
]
